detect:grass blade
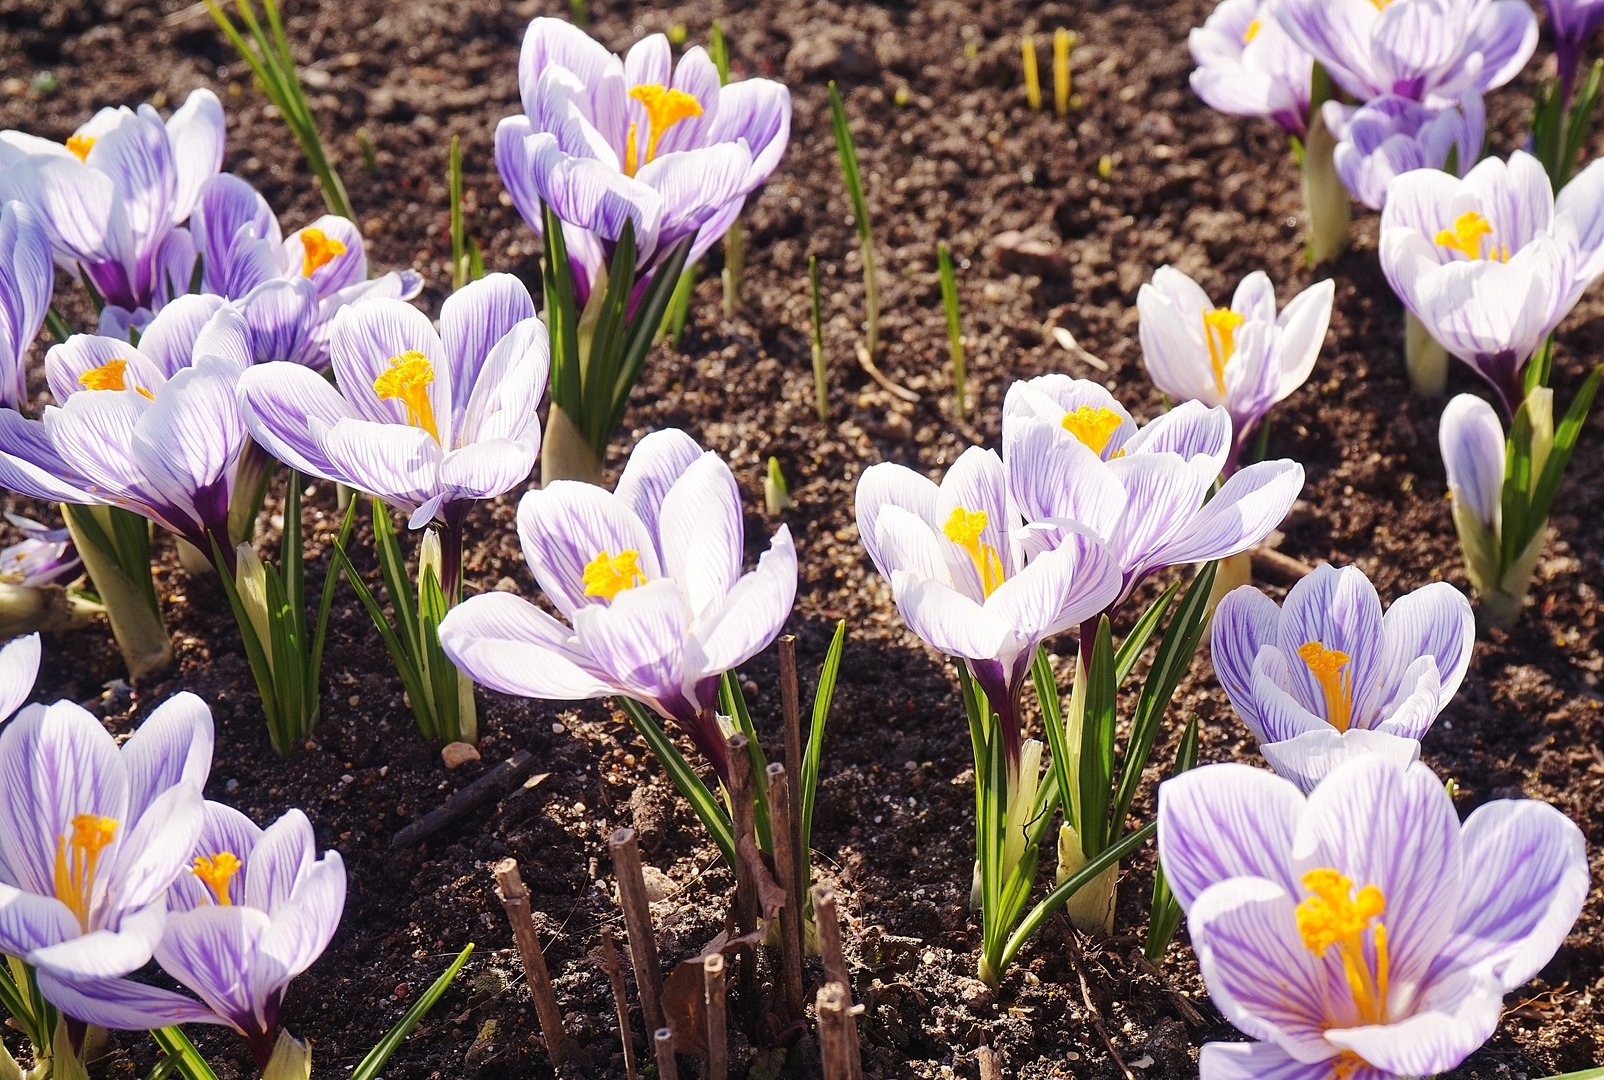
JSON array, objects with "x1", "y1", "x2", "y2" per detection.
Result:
[
  {"x1": 808, "y1": 255, "x2": 828, "y2": 421},
  {"x1": 1076, "y1": 617, "x2": 1117, "y2": 857},
  {"x1": 151, "y1": 1028, "x2": 221, "y2": 1080},
  {"x1": 800, "y1": 621, "x2": 847, "y2": 862},
  {"x1": 348, "y1": 944, "x2": 475, "y2": 1080},
  {"x1": 827, "y1": 82, "x2": 878, "y2": 357},
  {"x1": 719, "y1": 671, "x2": 773, "y2": 850},
  {"x1": 936, "y1": 241, "x2": 966, "y2": 420}
]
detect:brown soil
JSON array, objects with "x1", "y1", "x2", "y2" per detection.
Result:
[{"x1": 1, "y1": 0, "x2": 1601, "y2": 1077}]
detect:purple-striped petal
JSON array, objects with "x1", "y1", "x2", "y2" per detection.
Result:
[
  {"x1": 439, "y1": 273, "x2": 537, "y2": 409},
  {"x1": 1325, "y1": 973, "x2": 1503, "y2": 1077},
  {"x1": 615, "y1": 428, "x2": 703, "y2": 547},
  {"x1": 1276, "y1": 565, "x2": 1387, "y2": 726},
  {"x1": 119, "y1": 690, "x2": 213, "y2": 822},
  {"x1": 1378, "y1": 581, "x2": 1474, "y2": 711},
  {"x1": 154, "y1": 904, "x2": 273, "y2": 1033},
  {"x1": 329, "y1": 297, "x2": 449, "y2": 434},
  {"x1": 440, "y1": 592, "x2": 616, "y2": 701},
  {"x1": 517, "y1": 482, "x2": 659, "y2": 619},
  {"x1": 34, "y1": 969, "x2": 225, "y2": 1031},
  {"x1": 1199, "y1": 1041, "x2": 1360, "y2": 1080},
  {"x1": 164, "y1": 89, "x2": 226, "y2": 225},
  {"x1": 1146, "y1": 458, "x2": 1303, "y2": 569},
  {"x1": 0, "y1": 632, "x2": 39, "y2": 720},
  {"x1": 658, "y1": 452, "x2": 743, "y2": 621},
  {"x1": 689, "y1": 525, "x2": 796, "y2": 676},
  {"x1": 1210, "y1": 586, "x2": 1283, "y2": 734},
  {"x1": 1259, "y1": 727, "x2": 1423, "y2": 794},
  {"x1": 570, "y1": 578, "x2": 690, "y2": 709},
  {"x1": 1156, "y1": 762, "x2": 1303, "y2": 910},
  {"x1": 237, "y1": 360, "x2": 361, "y2": 481},
  {"x1": 1439, "y1": 393, "x2": 1504, "y2": 528}
]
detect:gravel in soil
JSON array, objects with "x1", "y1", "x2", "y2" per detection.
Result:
[{"x1": 1, "y1": 0, "x2": 1601, "y2": 1077}]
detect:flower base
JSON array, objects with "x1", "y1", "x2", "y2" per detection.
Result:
[
  {"x1": 1057, "y1": 825, "x2": 1119, "y2": 934},
  {"x1": 541, "y1": 404, "x2": 606, "y2": 487},
  {"x1": 1405, "y1": 311, "x2": 1449, "y2": 397},
  {"x1": 1301, "y1": 108, "x2": 1351, "y2": 266}
]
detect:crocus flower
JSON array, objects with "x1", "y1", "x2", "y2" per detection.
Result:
[
  {"x1": 1325, "y1": 93, "x2": 1485, "y2": 211},
  {"x1": 0, "y1": 89, "x2": 224, "y2": 312},
  {"x1": 36, "y1": 803, "x2": 345, "y2": 1071},
  {"x1": 1274, "y1": 0, "x2": 1536, "y2": 105},
  {"x1": 0, "y1": 631, "x2": 39, "y2": 720},
  {"x1": 1211, "y1": 565, "x2": 1474, "y2": 791},
  {"x1": 0, "y1": 350, "x2": 247, "y2": 564},
  {"x1": 496, "y1": 17, "x2": 791, "y2": 304},
  {"x1": 0, "y1": 200, "x2": 52, "y2": 411},
  {"x1": 137, "y1": 172, "x2": 422, "y2": 369},
  {"x1": 1544, "y1": 0, "x2": 1604, "y2": 103},
  {"x1": 1189, "y1": 0, "x2": 1314, "y2": 136},
  {"x1": 1379, "y1": 150, "x2": 1604, "y2": 412},
  {"x1": 855, "y1": 445, "x2": 1121, "y2": 770},
  {"x1": 0, "y1": 693, "x2": 211, "y2": 992},
  {"x1": 1002, "y1": 377, "x2": 1304, "y2": 603},
  {"x1": 0, "y1": 514, "x2": 80, "y2": 588},
  {"x1": 1440, "y1": 393, "x2": 1505, "y2": 541},
  {"x1": 1158, "y1": 755, "x2": 1589, "y2": 1079},
  {"x1": 238, "y1": 274, "x2": 548, "y2": 533},
  {"x1": 1138, "y1": 268, "x2": 1333, "y2": 466},
  {"x1": 438, "y1": 428, "x2": 797, "y2": 784}
]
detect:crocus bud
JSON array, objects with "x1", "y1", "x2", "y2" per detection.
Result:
[
  {"x1": 1440, "y1": 394, "x2": 1505, "y2": 597},
  {"x1": 1056, "y1": 823, "x2": 1119, "y2": 934}
]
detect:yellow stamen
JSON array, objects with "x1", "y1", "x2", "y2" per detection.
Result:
[
  {"x1": 941, "y1": 506, "x2": 1005, "y2": 598},
  {"x1": 371, "y1": 350, "x2": 441, "y2": 444},
  {"x1": 583, "y1": 549, "x2": 647, "y2": 602},
  {"x1": 52, "y1": 813, "x2": 118, "y2": 931},
  {"x1": 623, "y1": 85, "x2": 703, "y2": 176},
  {"x1": 1202, "y1": 308, "x2": 1245, "y2": 394},
  {"x1": 191, "y1": 852, "x2": 243, "y2": 906},
  {"x1": 1434, "y1": 210, "x2": 1508, "y2": 262},
  {"x1": 1060, "y1": 405, "x2": 1124, "y2": 456},
  {"x1": 79, "y1": 358, "x2": 155, "y2": 401},
  {"x1": 1241, "y1": 19, "x2": 1261, "y2": 43},
  {"x1": 1331, "y1": 1052, "x2": 1368, "y2": 1080},
  {"x1": 1295, "y1": 869, "x2": 1390, "y2": 1026},
  {"x1": 1296, "y1": 641, "x2": 1353, "y2": 732},
  {"x1": 66, "y1": 133, "x2": 95, "y2": 161},
  {"x1": 299, "y1": 227, "x2": 347, "y2": 277}
]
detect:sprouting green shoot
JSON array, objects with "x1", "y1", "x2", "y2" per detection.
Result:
[
  {"x1": 1022, "y1": 35, "x2": 1042, "y2": 110},
  {"x1": 448, "y1": 136, "x2": 467, "y2": 290},
  {"x1": 764, "y1": 457, "x2": 792, "y2": 516},
  {"x1": 663, "y1": 269, "x2": 694, "y2": 348},
  {"x1": 1053, "y1": 29, "x2": 1075, "y2": 117},
  {"x1": 937, "y1": 242, "x2": 967, "y2": 422},
  {"x1": 568, "y1": 0, "x2": 588, "y2": 28},
  {"x1": 809, "y1": 255, "x2": 828, "y2": 422},
  {"x1": 206, "y1": 0, "x2": 355, "y2": 221},
  {"x1": 356, "y1": 128, "x2": 377, "y2": 173},
  {"x1": 827, "y1": 82, "x2": 879, "y2": 359},
  {"x1": 710, "y1": 20, "x2": 731, "y2": 82}
]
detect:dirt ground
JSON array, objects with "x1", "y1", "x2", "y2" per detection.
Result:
[{"x1": 0, "y1": 0, "x2": 1601, "y2": 1077}]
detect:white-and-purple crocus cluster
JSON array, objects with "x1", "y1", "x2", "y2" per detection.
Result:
[{"x1": 0, "y1": 634, "x2": 343, "y2": 1068}]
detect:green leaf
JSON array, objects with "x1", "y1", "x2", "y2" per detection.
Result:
[
  {"x1": 1031, "y1": 647, "x2": 1074, "y2": 826},
  {"x1": 348, "y1": 944, "x2": 475, "y2": 1080},
  {"x1": 581, "y1": 220, "x2": 641, "y2": 447},
  {"x1": 151, "y1": 1027, "x2": 222, "y2": 1080},
  {"x1": 1523, "y1": 366, "x2": 1602, "y2": 553},
  {"x1": 800, "y1": 621, "x2": 847, "y2": 889},
  {"x1": 1076, "y1": 617, "x2": 1117, "y2": 857},
  {"x1": 618, "y1": 697, "x2": 737, "y2": 867},
  {"x1": 609, "y1": 236, "x2": 694, "y2": 437},
  {"x1": 1539, "y1": 1070, "x2": 1604, "y2": 1080},
  {"x1": 936, "y1": 241, "x2": 966, "y2": 421},
  {"x1": 1114, "y1": 580, "x2": 1180, "y2": 685},
  {"x1": 1112, "y1": 560, "x2": 1217, "y2": 833},
  {"x1": 808, "y1": 255, "x2": 828, "y2": 422},
  {"x1": 541, "y1": 201, "x2": 583, "y2": 417}
]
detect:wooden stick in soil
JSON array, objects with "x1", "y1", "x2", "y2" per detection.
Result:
[
  {"x1": 609, "y1": 827, "x2": 665, "y2": 1033},
  {"x1": 816, "y1": 982, "x2": 861, "y2": 1080},
  {"x1": 599, "y1": 926, "x2": 638, "y2": 1080},
  {"x1": 765, "y1": 764, "x2": 806, "y2": 1021},
  {"x1": 703, "y1": 953, "x2": 727, "y2": 1080},
  {"x1": 811, "y1": 885, "x2": 861, "y2": 1062},
  {"x1": 492, "y1": 858, "x2": 572, "y2": 1068},
  {"x1": 725, "y1": 733, "x2": 760, "y2": 1003},
  {"x1": 777, "y1": 636, "x2": 808, "y2": 945},
  {"x1": 653, "y1": 1028, "x2": 679, "y2": 1080},
  {"x1": 976, "y1": 1045, "x2": 1003, "y2": 1080}
]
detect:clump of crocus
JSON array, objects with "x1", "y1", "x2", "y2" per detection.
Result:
[
  {"x1": 1275, "y1": 0, "x2": 1536, "y2": 105},
  {"x1": 1158, "y1": 755, "x2": 1588, "y2": 1079},
  {"x1": 495, "y1": 17, "x2": 790, "y2": 481},
  {"x1": 1380, "y1": 150, "x2": 1604, "y2": 408},
  {"x1": 0, "y1": 89, "x2": 225, "y2": 313},
  {"x1": 1137, "y1": 267, "x2": 1333, "y2": 469},
  {"x1": 1212, "y1": 564, "x2": 1474, "y2": 791},
  {"x1": 0, "y1": 200, "x2": 52, "y2": 412},
  {"x1": 1326, "y1": 93, "x2": 1485, "y2": 212},
  {"x1": 440, "y1": 428, "x2": 797, "y2": 784},
  {"x1": 1003, "y1": 376, "x2": 1304, "y2": 600},
  {"x1": 36, "y1": 803, "x2": 346, "y2": 1074}
]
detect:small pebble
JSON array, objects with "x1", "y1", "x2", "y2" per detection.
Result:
[
  {"x1": 441, "y1": 742, "x2": 481, "y2": 769},
  {"x1": 551, "y1": 721, "x2": 566, "y2": 734}
]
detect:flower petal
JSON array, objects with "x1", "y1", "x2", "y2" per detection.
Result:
[
  {"x1": 1156, "y1": 761, "x2": 1304, "y2": 910},
  {"x1": 440, "y1": 591, "x2": 617, "y2": 701}
]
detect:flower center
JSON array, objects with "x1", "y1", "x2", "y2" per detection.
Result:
[
  {"x1": 1434, "y1": 210, "x2": 1508, "y2": 262},
  {"x1": 1241, "y1": 19, "x2": 1261, "y2": 43},
  {"x1": 941, "y1": 506, "x2": 1005, "y2": 598},
  {"x1": 372, "y1": 350, "x2": 441, "y2": 444},
  {"x1": 66, "y1": 133, "x2": 95, "y2": 161},
  {"x1": 623, "y1": 84, "x2": 703, "y2": 177},
  {"x1": 192, "y1": 852, "x2": 243, "y2": 906},
  {"x1": 583, "y1": 549, "x2": 647, "y2": 602},
  {"x1": 1296, "y1": 868, "x2": 1390, "y2": 1026},
  {"x1": 1203, "y1": 308, "x2": 1244, "y2": 394},
  {"x1": 53, "y1": 813, "x2": 118, "y2": 931},
  {"x1": 79, "y1": 358, "x2": 155, "y2": 400},
  {"x1": 1295, "y1": 641, "x2": 1353, "y2": 732},
  {"x1": 1060, "y1": 405, "x2": 1124, "y2": 456},
  {"x1": 300, "y1": 227, "x2": 348, "y2": 277}
]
